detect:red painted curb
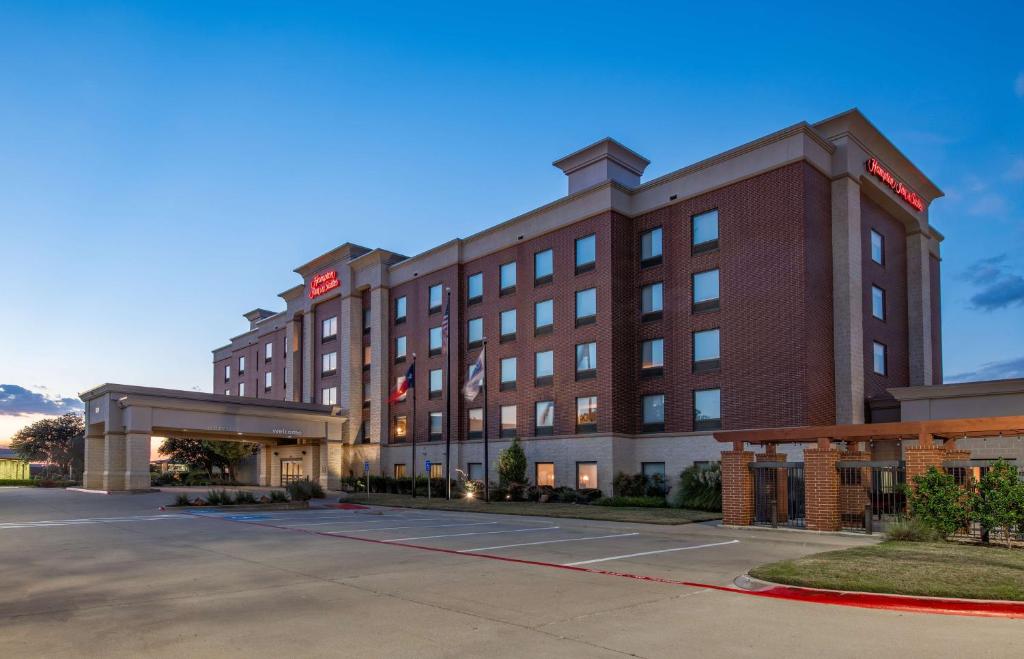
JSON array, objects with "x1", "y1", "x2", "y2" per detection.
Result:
[{"x1": 201, "y1": 514, "x2": 1024, "y2": 619}]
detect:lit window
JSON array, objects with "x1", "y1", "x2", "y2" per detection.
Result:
[
  {"x1": 575, "y1": 288, "x2": 597, "y2": 324},
  {"x1": 500, "y1": 261, "x2": 517, "y2": 293},
  {"x1": 468, "y1": 462, "x2": 484, "y2": 481},
  {"x1": 536, "y1": 462, "x2": 555, "y2": 487},
  {"x1": 641, "y1": 227, "x2": 663, "y2": 266},
  {"x1": 394, "y1": 464, "x2": 407, "y2": 479},
  {"x1": 322, "y1": 352, "x2": 337, "y2": 375},
  {"x1": 534, "y1": 249, "x2": 553, "y2": 284},
  {"x1": 238, "y1": 382, "x2": 246, "y2": 397},
  {"x1": 872, "y1": 286, "x2": 885, "y2": 320},
  {"x1": 224, "y1": 364, "x2": 231, "y2": 381},
  {"x1": 467, "y1": 272, "x2": 483, "y2": 303},
  {"x1": 576, "y1": 462, "x2": 597, "y2": 490},
  {"x1": 871, "y1": 230, "x2": 884, "y2": 265},
  {"x1": 535, "y1": 350, "x2": 554, "y2": 383},
  {"x1": 224, "y1": 389, "x2": 231, "y2": 396},
  {"x1": 429, "y1": 284, "x2": 443, "y2": 312},
  {"x1": 430, "y1": 463, "x2": 444, "y2": 479},
  {"x1": 363, "y1": 345, "x2": 372, "y2": 367},
  {"x1": 642, "y1": 394, "x2": 665, "y2": 431},
  {"x1": 265, "y1": 371, "x2": 272, "y2": 390},
  {"x1": 395, "y1": 336, "x2": 407, "y2": 361},
  {"x1": 693, "y1": 329, "x2": 720, "y2": 367},
  {"x1": 535, "y1": 299, "x2": 553, "y2": 333},
  {"x1": 694, "y1": 388, "x2": 721, "y2": 430},
  {"x1": 575, "y1": 342, "x2": 597, "y2": 379},
  {"x1": 429, "y1": 412, "x2": 443, "y2": 439},
  {"x1": 468, "y1": 408, "x2": 484, "y2": 439},
  {"x1": 467, "y1": 317, "x2": 483, "y2": 346},
  {"x1": 642, "y1": 338, "x2": 664, "y2": 371},
  {"x1": 692, "y1": 209, "x2": 719, "y2": 250},
  {"x1": 693, "y1": 269, "x2": 720, "y2": 308},
  {"x1": 393, "y1": 415, "x2": 408, "y2": 440},
  {"x1": 322, "y1": 387, "x2": 337, "y2": 406},
  {"x1": 238, "y1": 356, "x2": 246, "y2": 374},
  {"x1": 873, "y1": 341, "x2": 887, "y2": 375},
  {"x1": 395, "y1": 296, "x2": 407, "y2": 322},
  {"x1": 429, "y1": 368, "x2": 442, "y2": 395},
  {"x1": 500, "y1": 405, "x2": 517, "y2": 438},
  {"x1": 322, "y1": 316, "x2": 337, "y2": 340},
  {"x1": 576, "y1": 396, "x2": 598, "y2": 431},
  {"x1": 429, "y1": 326, "x2": 442, "y2": 353},
  {"x1": 535, "y1": 400, "x2": 555, "y2": 434},
  {"x1": 575, "y1": 234, "x2": 596, "y2": 271},
  {"x1": 500, "y1": 309, "x2": 517, "y2": 340},
  {"x1": 641, "y1": 282, "x2": 664, "y2": 318},
  {"x1": 265, "y1": 342, "x2": 273, "y2": 361},
  {"x1": 500, "y1": 357, "x2": 517, "y2": 388}
]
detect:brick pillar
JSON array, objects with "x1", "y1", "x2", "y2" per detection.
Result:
[
  {"x1": 804, "y1": 444, "x2": 842, "y2": 531},
  {"x1": 257, "y1": 444, "x2": 271, "y2": 486},
  {"x1": 103, "y1": 431, "x2": 126, "y2": 491},
  {"x1": 83, "y1": 433, "x2": 105, "y2": 490},
  {"x1": 722, "y1": 450, "x2": 755, "y2": 526},
  {"x1": 905, "y1": 447, "x2": 946, "y2": 488},
  {"x1": 124, "y1": 432, "x2": 152, "y2": 491}
]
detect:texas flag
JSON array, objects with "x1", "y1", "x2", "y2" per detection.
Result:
[
  {"x1": 389, "y1": 363, "x2": 415, "y2": 403},
  {"x1": 463, "y1": 347, "x2": 485, "y2": 401}
]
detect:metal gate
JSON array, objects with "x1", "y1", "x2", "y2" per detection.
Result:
[
  {"x1": 837, "y1": 460, "x2": 905, "y2": 532},
  {"x1": 751, "y1": 462, "x2": 805, "y2": 529}
]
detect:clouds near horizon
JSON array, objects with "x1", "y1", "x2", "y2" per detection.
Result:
[
  {"x1": 947, "y1": 355, "x2": 1024, "y2": 383},
  {"x1": 0, "y1": 384, "x2": 83, "y2": 417}
]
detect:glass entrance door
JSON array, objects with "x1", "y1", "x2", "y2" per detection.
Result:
[{"x1": 281, "y1": 459, "x2": 304, "y2": 485}]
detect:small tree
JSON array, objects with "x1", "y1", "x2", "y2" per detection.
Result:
[
  {"x1": 10, "y1": 413, "x2": 84, "y2": 478},
  {"x1": 971, "y1": 460, "x2": 1024, "y2": 548},
  {"x1": 907, "y1": 467, "x2": 970, "y2": 539},
  {"x1": 497, "y1": 438, "x2": 527, "y2": 485}
]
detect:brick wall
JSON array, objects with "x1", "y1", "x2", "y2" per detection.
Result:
[
  {"x1": 721, "y1": 450, "x2": 754, "y2": 526},
  {"x1": 804, "y1": 447, "x2": 842, "y2": 531}
]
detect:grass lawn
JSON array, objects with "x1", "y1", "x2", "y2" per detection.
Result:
[
  {"x1": 342, "y1": 492, "x2": 720, "y2": 525},
  {"x1": 750, "y1": 541, "x2": 1024, "y2": 601}
]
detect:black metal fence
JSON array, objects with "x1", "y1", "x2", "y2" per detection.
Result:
[
  {"x1": 944, "y1": 460, "x2": 1024, "y2": 544},
  {"x1": 751, "y1": 462, "x2": 805, "y2": 529},
  {"x1": 837, "y1": 461, "x2": 906, "y2": 533}
]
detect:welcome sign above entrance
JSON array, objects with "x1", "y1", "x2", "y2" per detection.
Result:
[{"x1": 308, "y1": 270, "x2": 340, "y2": 299}]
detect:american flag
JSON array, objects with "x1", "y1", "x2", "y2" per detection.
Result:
[{"x1": 441, "y1": 298, "x2": 450, "y2": 354}]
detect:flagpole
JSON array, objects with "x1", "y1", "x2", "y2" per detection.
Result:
[
  {"x1": 482, "y1": 337, "x2": 489, "y2": 504},
  {"x1": 444, "y1": 288, "x2": 452, "y2": 500},
  {"x1": 410, "y1": 354, "x2": 417, "y2": 498}
]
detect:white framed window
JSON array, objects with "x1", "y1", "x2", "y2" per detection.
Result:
[
  {"x1": 238, "y1": 382, "x2": 246, "y2": 397},
  {"x1": 238, "y1": 355, "x2": 246, "y2": 374},
  {"x1": 265, "y1": 371, "x2": 272, "y2": 390},
  {"x1": 872, "y1": 286, "x2": 885, "y2": 320},
  {"x1": 322, "y1": 351, "x2": 337, "y2": 375},
  {"x1": 322, "y1": 386, "x2": 337, "y2": 406},
  {"x1": 500, "y1": 261, "x2": 517, "y2": 292},
  {"x1": 224, "y1": 364, "x2": 231, "y2": 381},
  {"x1": 322, "y1": 316, "x2": 337, "y2": 340},
  {"x1": 265, "y1": 342, "x2": 273, "y2": 361}
]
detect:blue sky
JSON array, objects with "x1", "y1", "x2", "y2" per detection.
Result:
[{"x1": 1, "y1": 1, "x2": 1022, "y2": 437}]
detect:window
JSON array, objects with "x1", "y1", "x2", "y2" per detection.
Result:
[
  {"x1": 393, "y1": 415, "x2": 408, "y2": 441},
  {"x1": 362, "y1": 307, "x2": 371, "y2": 334},
  {"x1": 429, "y1": 368, "x2": 442, "y2": 398},
  {"x1": 536, "y1": 462, "x2": 555, "y2": 487},
  {"x1": 575, "y1": 234, "x2": 596, "y2": 273},
  {"x1": 429, "y1": 326, "x2": 442, "y2": 355},
  {"x1": 468, "y1": 462, "x2": 484, "y2": 481},
  {"x1": 224, "y1": 389, "x2": 231, "y2": 396},
  {"x1": 642, "y1": 338, "x2": 664, "y2": 374},
  {"x1": 429, "y1": 284, "x2": 443, "y2": 313},
  {"x1": 872, "y1": 286, "x2": 886, "y2": 320},
  {"x1": 468, "y1": 408, "x2": 484, "y2": 439},
  {"x1": 641, "y1": 227, "x2": 663, "y2": 267},
  {"x1": 500, "y1": 405, "x2": 517, "y2": 438},
  {"x1": 224, "y1": 364, "x2": 231, "y2": 381},
  {"x1": 642, "y1": 462, "x2": 666, "y2": 480},
  {"x1": 577, "y1": 462, "x2": 598, "y2": 490},
  {"x1": 693, "y1": 269, "x2": 720, "y2": 312},
  {"x1": 873, "y1": 341, "x2": 887, "y2": 375},
  {"x1": 641, "y1": 282, "x2": 664, "y2": 320},
  {"x1": 363, "y1": 345, "x2": 372, "y2": 369},
  {"x1": 265, "y1": 342, "x2": 273, "y2": 361},
  {"x1": 394, "y1": 376, "x2": 409, "y2": 402},
  {"x1": 394, "y1": 464, "x2": 407, "y2": 479},
  {"x1": 500, "y1": 261, "x2": 517, "y2": 294},
  {"x1": 467, "y1": 317, "x2": 483, "y2": 348},
  {"x1": 535, "y1": 400, "x2": 555, "y2": 435},
  {"x1": 238, "y1": 382, "x2": 246, "y2": 397},
  {"x1": 500, "y1": 357, "x2": 517, "y2": 390},
  {"x1": 467, "y1": 272, "x2": 483, "y2": 304},
  {"x1": 322, "y1": 351, "x2": 337, "y2": 376},
  {"x1": 871, "y1": 229, "x2": 885, "y2": 265},
  {"x1": 500, "y1": 309, "x2": 517, "y2": 341},
  {"x1": 693, "y1": 329, "x2": 721, "y2": 372},
  {"x1": 642, "y1": 394, "x2": 665, "y2": 432},
  {"x1": 322, "y1": 316, "x2": 337, "y2": 341},
  {"x1": 265, "y1": 371, "x2": 272, "y2": 391},
  {"x1": 534, "y1": 299, "x2": 553, "y2": 335},
  {"x1": 430, "y1": 463, "x2": 444, "y2": 479},
  {"x1": 575, "y1": 288, "x2": 597, "y2": 326},
  {"x1": 694, "y1": 388, "x2": 721, "y2": 430},
  {"x1": 575, "y1": 342, "x2": 597, "y2": 380},
  {"x1": 238, "y1": 355, "x2": 246, "y2": 375},
  {"x1": 534, "y1": 248, "x2": 553, "y2": 285},
  {"x1": 429, "y1": 412, "x2": 443, "y2": 440},
  {"x1": 576, "y1": 396, "x2": 598, "y2": 432},
  {"x1": 322, "y1": 387, "x2": 337, "y2": 406},
  {"x1": 395, "y1": 296, "x2": 407, "y2": 323},
  {"x1": 395, "y1": 336, "x2": 407, "y2": 362},
  {"x1": 535, "y1": 350, "x2": 554, "y2": 386},
  {"x1": 360, "y1": 420, "x2": 369, "y2": 443},
  {"x1": 692, "y1": 209, "x2": 719, "y2": 253}
]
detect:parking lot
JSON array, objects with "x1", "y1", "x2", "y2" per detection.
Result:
[{"x1": 2, "y1": 488, "x2": 1022, "y2": 658}]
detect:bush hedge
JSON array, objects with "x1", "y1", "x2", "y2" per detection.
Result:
[
  {"x1": 595, "y1": 495, "x2": 668, "y2": 508},
  {"x1": 670, "y1": 463, "x2": 722, "y2": 512}
]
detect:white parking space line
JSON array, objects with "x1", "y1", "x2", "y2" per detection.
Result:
[
  {"x1": 384, "y1": 526, "x2": 559, "y2": 542},
  {"x1": 324, "y1": 521, "x2": 499, "y2": 534},
  {"x1": 562, "y1": 539, "x2": 740, "y2": 566},
  {"x1": 459, "y1": 532, "x2": 639, "y2": 553},
  {"x1": 281, "y1": 517, "x2": 444, "y2": 527},
  {"x1": 0, "y1": 515, "x2": 192, "y2": 530}
]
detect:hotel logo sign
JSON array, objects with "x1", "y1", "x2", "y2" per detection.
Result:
[
  {"x1": 866, "y1": 158, "x2": 924, "y2": 212},
  {"x1": 308, "y1": 270, "x2": 340, "y2": 299}
]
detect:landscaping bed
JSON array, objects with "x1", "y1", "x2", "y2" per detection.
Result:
[
  {"x1": 749, "y1": 541, "x2": 1024, "y2": 601},
  {"x1": 343, "y1": 492, "x2": 720, "y2": 524}
]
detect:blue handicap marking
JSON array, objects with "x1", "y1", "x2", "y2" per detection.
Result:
[
  {"x1": 224, "y1": 514, "x2": 272, "y2": 521},
  {"x1": 425, "y1": 459, "x2": 431, "y2": 471},
  {"x1": 363, "y1": 460, "x2": 370, "y2": 474}
]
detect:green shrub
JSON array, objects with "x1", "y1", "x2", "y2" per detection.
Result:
[
  {"x1": 671, "y1": 463, "x2": 722, "y2": 511},
  {"x1": 0, "y1": 479, "x2": 35, "y2": 486},
  {"x1": 576, "y1": 488, "x2": 603, "y2": 504},
  {"x1": 173, "y1": 493, "x2": 192, "y2": 507},
  {"x1": 551, "y1": 486, "x2": 578, "y2": 503},
  {"x1": 286, "y1": 480, "x2": 324, "y2": 501},
  {"x1": 269, "y1": 489, "x2": 289, "y2": 503},
  {"x1": 234, "y1": 490, "x2": 257, "y2": 504},
  {"x1": 595, "y1": 495, "x2": 667, "y2": 508},
  {"x1": 885, "y1": 517, "x2": 942, "y2": 542},
  {"x1": 184, "y1": 470, "x2": 212, "y2": 486},
  {"x1": 152, "y1": 472, "x2": 180, "y2": 487},
  {"x1": 613, "y1": 472, "x2": 647, "y2": 497},
  {"x1": 971, "y1": 459, "x2": 1024, "y2": 547},
  {"x1": 498, "y1": 438, "x2": 528, "y2": 486},
  {"x1": 907, "y1": 467, "x2": 970, "y2": 538},
  {"x1": 206, "y1": 489, "x2": 234, "y2": 506}
]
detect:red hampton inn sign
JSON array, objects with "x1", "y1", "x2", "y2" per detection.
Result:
[
  {"x1": 308, "y1": 270, "x2": 340, "y2": 299},
  {"x1": 866, "y1": 158, "x2": 924, "y2": 212}
]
